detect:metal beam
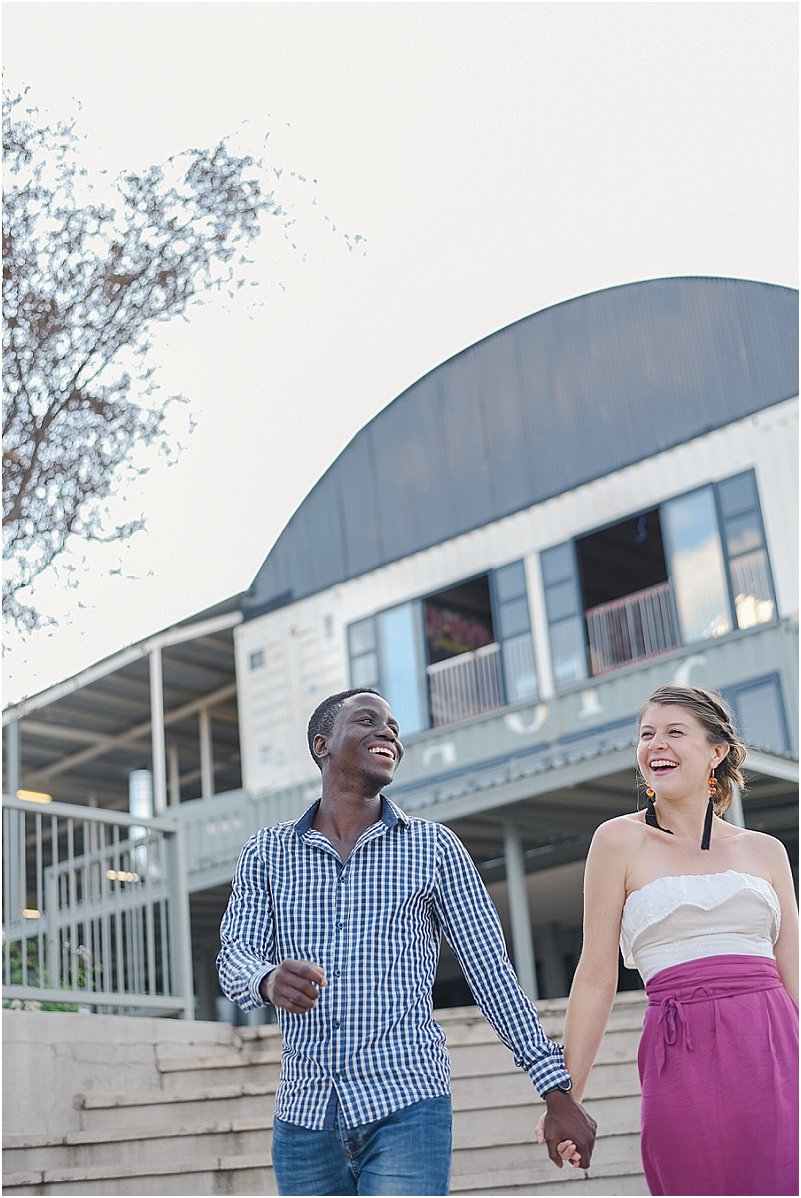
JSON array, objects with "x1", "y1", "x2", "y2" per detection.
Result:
[
  {"x1": 22, "y1": 684, "x2": 237, "y2": 783},
  {"x1": 746, "y1": 751, "x2": 799, "y2": 784},
  {"x1": 3, "y1": 609, "x2": 242, "y2": 723}
]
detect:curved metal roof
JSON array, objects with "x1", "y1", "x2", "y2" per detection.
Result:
[{"x1": 245, "y1": 277, "x2": 798, "y2": 619}]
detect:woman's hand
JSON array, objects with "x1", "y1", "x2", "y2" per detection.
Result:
[{"x1": 535, "y1": 1112, "x2": 582, "y2": 1167}]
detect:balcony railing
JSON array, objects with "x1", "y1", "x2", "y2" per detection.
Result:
[
  {"x1": 428, "y1": 642, "x2": 504, "y2": 727},
  {"x1": 586, "y1": 581, "x2": 679, "y2": 676},
  {"x1": 2, "y1": 796, "x2": 193, "y2": 1016}
]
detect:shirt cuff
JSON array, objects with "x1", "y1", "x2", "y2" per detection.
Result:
[
  {"x1": 248, "y1": 965, "x2": 275, "y2": 1007},
  {"x1": 527, "y1": 1043, "x2": 572, "y2": 1097}
]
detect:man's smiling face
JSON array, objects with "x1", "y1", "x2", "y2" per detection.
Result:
[{"x1": 316, "y1": 692, "x2": 404, "y2": 791}]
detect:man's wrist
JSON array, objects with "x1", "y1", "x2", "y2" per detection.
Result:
[
  {"x1": 542, "y1": 1079, "x2": 573, "y2": 1099},
  {"x1": 250, "y1": 965, "x2": 275, "y2": 1006}
]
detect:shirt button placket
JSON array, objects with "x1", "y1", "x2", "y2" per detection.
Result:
[{"x1": 332, "y1": 866, "x2": 348, "y2": 1081}]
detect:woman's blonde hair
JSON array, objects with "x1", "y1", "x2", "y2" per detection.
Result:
[{"x1": 638, "y1": 684, "x2": 747, "y2": 813}]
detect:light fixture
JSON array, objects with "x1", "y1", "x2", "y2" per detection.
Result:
[
  {"x1": 105, "y1": 869, "x2": 140, "y2": 883},
  {"x1": 16, "y1": 790, "x2": 53, "y2": 804},
  {"x1": 22, "y1": 909, "x2": 41, "y2": 919}
]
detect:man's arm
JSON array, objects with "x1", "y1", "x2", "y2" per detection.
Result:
[
  {"x1": 217, "y1": 832, "x2": 278, "y2": 1010},
  {"x1": 431, "y1": 824, "x2": 596, "y2": 1167}
]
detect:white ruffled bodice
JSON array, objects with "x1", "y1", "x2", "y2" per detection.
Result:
[{"x1": 620, "y1": 870, "x2": 780, "y2": 983}]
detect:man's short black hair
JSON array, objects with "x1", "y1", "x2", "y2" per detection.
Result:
[{"x1": 307, "y1": 688, "x2": 383, "y2": 769}]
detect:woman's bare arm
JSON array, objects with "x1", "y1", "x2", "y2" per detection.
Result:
[{"x1": 562, "y1": 819, "x2": 631, "y2": 1101}]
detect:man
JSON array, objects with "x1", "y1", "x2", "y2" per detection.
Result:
[{"x1": 218, "y1": 688, "x2": 596, "y2": 1195}]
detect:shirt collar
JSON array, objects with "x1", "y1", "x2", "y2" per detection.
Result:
[{"x1": 293, "y1": 794, "x2": 409, "y2": 838}]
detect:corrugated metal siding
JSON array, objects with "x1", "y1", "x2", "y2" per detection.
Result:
[{"x1": 244, "y1": 278, "x2": 798, "y2": 618}]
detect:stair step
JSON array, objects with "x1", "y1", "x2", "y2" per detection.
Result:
[
  {"x1": 77, "y1": 1082, "x2": 278, "y2": 1132},
  {"x1": 2, "y1": 1153, "x2": 274, "y2": 1197},
  {"x1": 452, "y1": 1128, "x2": 642, "y2": 1182},
  {"x1": 2, "y1": 1118, "x2": 273, "y2": 1172}
]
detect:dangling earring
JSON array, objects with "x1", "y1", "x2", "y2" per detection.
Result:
[
  {"x1": 701, "y1": 770, "x2": 717, "y2": 851},
  {"x1": 644, "y1": 785, "x2": 673, "y2": 835}
]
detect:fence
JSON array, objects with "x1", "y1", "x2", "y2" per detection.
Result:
[
  {"x1": 2, "y1": 795, "x2": 193, "y2": 1017},
  {"x1": 585, "y1": 581, "x2": 679, "y2": 675},
  {"x1": 427, "y1": 642, "x2": 504, "y2": 726}
]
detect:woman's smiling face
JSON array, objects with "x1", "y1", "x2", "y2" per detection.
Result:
[{"x1": 637, "y1": 702, "x2": 728, "y2": 796}]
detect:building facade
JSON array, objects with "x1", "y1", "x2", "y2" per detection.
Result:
[
  {"x1": 233, "y1": 276, "x2": 798, "y2": 1005},
  {"x1": 3, "y1": 276, "x2": 798, "y2": 1019}
]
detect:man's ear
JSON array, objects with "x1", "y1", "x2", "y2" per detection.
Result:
[{"x1": 313, "y1": 733, "x2": 329, "y2": 763}]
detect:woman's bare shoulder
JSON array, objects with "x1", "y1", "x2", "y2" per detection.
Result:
[
  {"x1": 735, "y1": 826, "x2": 793, "y2": 875},
  {"x1": 592, "y1": 811, "x2": 647, "y2": 842}
]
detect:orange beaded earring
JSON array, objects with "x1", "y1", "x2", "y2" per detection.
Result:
[{"x1": 644, "y1": 784, "x2": 672, "y2": 835}]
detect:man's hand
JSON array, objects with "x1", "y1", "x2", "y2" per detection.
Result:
[
  {"x1": 540, "y1": 1090, "x2": 597, "y2": 1169},
  {"x1": 260, "y1": 959, "x2": 327, "y2": 1014}
]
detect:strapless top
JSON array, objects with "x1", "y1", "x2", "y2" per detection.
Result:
[{"x1": 620, "y1": 870, "x2": 780, "y2": 983}]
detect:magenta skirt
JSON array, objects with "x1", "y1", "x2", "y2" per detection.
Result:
[{"x1": 639, "y1": 955, "x2": 798, "y2": 1196}]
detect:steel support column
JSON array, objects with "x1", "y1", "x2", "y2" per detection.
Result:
[
  {"x1": 168, "y1": 745, "x2": 181, "y2": 808},
  {"x1": 149, "y1": 648, "x2": 167, "y2": 814},
  {"x1": 503, "y1": 822, "x2": 538, "y2": 1000},
  {"x1": 199, "y1": 708, "x2": 213, "y2": 799},
  {"x1": 4, "y1": 718, "x2": 20, "y2": 795}
]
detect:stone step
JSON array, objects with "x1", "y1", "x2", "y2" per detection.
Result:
[
  {"x1": 158, "y1": 1049, "x2": 283, "y2": 1091},
  {"x1": 3, "y1": 1124, "x2": 642, "y2": 1197},
  {"x1": 151, "y1": 999, "x2": 643, "y2": 1087},
  {"x1": 77, "y1": 1081, "x2": 278, "y2": 1132},
  {"x1": 2, "y1": 1118, "x2": 273, "y2": 1172},
  {"x1": 459, "y1": 1157, "x2": 648, "y2": 1196},
  {"x1": 154, "y1": 1035, "x2": 640, "y2": 1096},
  {"x1": 451, "y1": 1057, "x2": 639, "y2": 1105},
  {"x1": 2, "y1": 1153, "x2": 275, "y2": 1197},
  {"x1": 452, "y1": 1128, "x2": 642, "y2": 1184}
]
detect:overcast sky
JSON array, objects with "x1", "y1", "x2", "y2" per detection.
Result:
[{"x1": 3, "y1": 0, "x2": 797, "y2": 705}]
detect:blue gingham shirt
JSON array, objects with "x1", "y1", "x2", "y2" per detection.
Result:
[{"x1": 217, "y1": 796, "x2": 569, "y2": 1129}]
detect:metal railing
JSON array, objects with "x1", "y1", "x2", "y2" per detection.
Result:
[
  {"x1": 427, "y1": 642, "x2": 504, "y2": 727},
  {"x1": 2, "y1": 795, "x2": 194, "y2": 1016},
  {"x1": 585, "y1": 581, "x2": 679, "y2": 676}
]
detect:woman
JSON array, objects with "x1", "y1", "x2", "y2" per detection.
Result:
[{"x1": 539, "y1": 684, "x2": 798, "y2": 1196}]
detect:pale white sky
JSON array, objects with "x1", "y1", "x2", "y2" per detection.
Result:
[{"x1": 3, "y1": 0, "x2": 797, "y2": 705}]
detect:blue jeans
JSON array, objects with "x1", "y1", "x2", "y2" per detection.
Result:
[{"x1": 271, "y1": 1094, "x2": 452, "y2": 1195}]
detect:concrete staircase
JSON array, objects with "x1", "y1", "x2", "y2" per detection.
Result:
[{"x1": 3, "y1": 992, "x2": 647, "y2": 1196}]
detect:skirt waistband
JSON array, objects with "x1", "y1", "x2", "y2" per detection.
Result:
[
  {"x1": 646, "y1": 953, "x2": 782, "y2": 1004},
  {"x1": 644, "y1": 955, "x2": 784, "y2": 1075}
]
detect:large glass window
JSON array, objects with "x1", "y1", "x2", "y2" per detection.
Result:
[
  {"x1": 378, "y1": 603, "x2": 427, "y2": 735},
  {"x1": 661, "y1": 487, "x2": 732, "y2": 642},
  {"x1": 716, "y1": 471, "x2": 776, "y2": 630}
]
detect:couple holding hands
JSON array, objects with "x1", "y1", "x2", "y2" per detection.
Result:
[{"x1": 219, "y1": 683, "x2": 798, "y2": 1197}]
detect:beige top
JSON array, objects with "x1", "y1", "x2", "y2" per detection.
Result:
[{"x1": 619, "y1": 870, "x2": 780, "y2": 983}]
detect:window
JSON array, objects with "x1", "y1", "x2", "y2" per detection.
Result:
[
  {"x1": 347, "y1": 562, "x2": 538, "y2": 731},
  {"x1": 726, "y1": 676, "x2": 789, "y2": 754},
  {"x1": 661, "y1": 487, "x2": 731, "y2": 642},
  {"x1": 542, "y1": 471, "x2": 776, "y2": 687},
  {"x1": 716, "y1": 471, "x2": 776, "y2": 630},
  {"x1": 247, "y1": 649, "x2": 265, "y2": 671}
]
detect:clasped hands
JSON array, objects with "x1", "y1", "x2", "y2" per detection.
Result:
[{"x1": 535, "y1": 1091, "x2": 597, "y2": 1170}]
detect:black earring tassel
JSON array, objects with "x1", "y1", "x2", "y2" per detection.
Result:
[
  {"x1": 701, "y1": 795, "x2": 715, "y2": 851},
  {"x1": 645, "y1": 793, "x2": 673, "y2": 836}
]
